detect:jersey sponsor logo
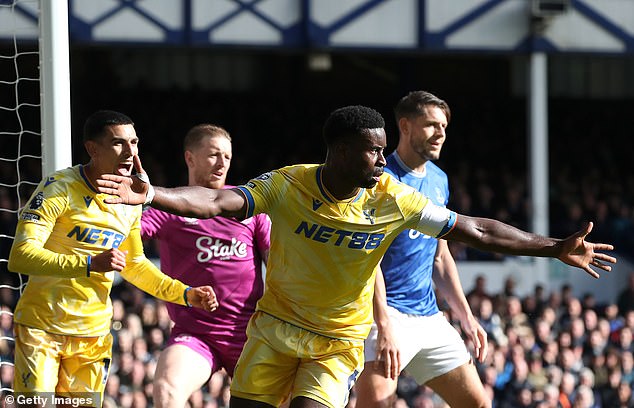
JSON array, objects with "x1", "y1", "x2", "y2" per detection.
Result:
[
  {"x1": 29, "y1": 192, "x2": 44, "y2": 210},
  {"x1": 83, "y1": 196, "x2": 93, "y2": 208},
  {"x1": 21, "y1": 212, "x2": 40, "y2": 221},
  {"x1": 294, "y1": 221, "x2": 385, "y2": 249},
  {"x1": 312, "y1": 198, "x2": 323, "y2": 211},
  {"x1": 66, "y1": 226, "x2": 124, "y2": 248},
  {"x1": 44, "y1": 176, "x2": 56, "y2": 186},
  {"x1": 196, "y1": 236, "x2": 248, "y2": 261},
  {"x1": 408, "y1": 230, "x2": 432, "y2": 240}
]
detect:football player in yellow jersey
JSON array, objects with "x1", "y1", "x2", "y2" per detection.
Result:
[
  {"x1": 8, "y1": 110, "x2": 217, "y2": 407},
  {"x1": 97, "y1": 105, "x2": 616, "y2": 408}
]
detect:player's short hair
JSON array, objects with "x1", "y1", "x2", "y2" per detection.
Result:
[
  {"x1": 83, "y1": 110, "x2": 134, "y2": 142},
  {"x1": 394, "y1": 91, "x2": 451, "y2": 123},
  {"x1": 323, "y1": 105, "x2": 385, "y2": 146},
  {"x1": 183, "y1": 124, "x2": 231, "y2": 152}
]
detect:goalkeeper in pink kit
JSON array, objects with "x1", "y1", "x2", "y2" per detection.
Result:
[{"x1": 141, "y1": 124, "x2": 271, "y2": 408}]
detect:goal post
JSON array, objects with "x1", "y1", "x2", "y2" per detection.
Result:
[
  {"x1": 0, "y1": 0, "x2": 71, "y2": 398},
  {"x1": 40, "y1": 0, "x2": 71, "y2": 174}
]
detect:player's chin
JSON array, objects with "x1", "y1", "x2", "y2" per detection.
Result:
[{"x1": 362, "y1": 178, "x2": 379, "y2": 189}]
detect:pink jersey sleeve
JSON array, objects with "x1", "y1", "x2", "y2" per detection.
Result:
[
  {"x1": 140, "y1": 207, "x2": 171, "y2": 240},
  {"x1": 253, "y1": 213, "x2": 271, "y2": 262}
]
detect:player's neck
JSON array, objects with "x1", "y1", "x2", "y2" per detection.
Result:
[
  {"x1": 189, "y1": 178, "x2": 225, "y2": 189},
  {"x1": 396, "y1": 146, "x2": 428, "y2": 174},
  {"x1": 82, "y1": 162, "x2": 99, "y2": 188},
  {"x1": 321, "y1": 165, "x2": 359, "y2": 201}
]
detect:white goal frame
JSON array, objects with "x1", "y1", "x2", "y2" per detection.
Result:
[{"x1": 40, "y1": 0, "x2": 72, "y2": 174}]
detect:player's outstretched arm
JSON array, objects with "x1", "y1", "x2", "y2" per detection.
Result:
[
  {"x1": 97, "y1": 155, "x2": 247, "y2": 219},
  {"x1": 445, "y1": 216, "x2": 616, "y2": 279}
]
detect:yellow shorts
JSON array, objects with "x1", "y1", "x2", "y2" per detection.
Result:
[
  {"x1": 13, "y1": 324, "x2": 112, "y2": 407},
  {"x1": 230, "y1": 312, "x2": 364, "y2": 408}
]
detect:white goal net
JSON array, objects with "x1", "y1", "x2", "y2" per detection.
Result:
[{"x1": 0, "y1": 0, "x2": 40, "y2": 399}]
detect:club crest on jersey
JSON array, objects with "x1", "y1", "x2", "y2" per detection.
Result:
[
  {"x1": 83, "y1": 196, "x2": 93, "y2": 208},
  {"x1": 363, "y1": 208, "x2": 376, "y2": 224},
  {"x1": 29, "y1": 192, "x2": 44, "y2": 210},
  {"x1": 312, "y1": 198, "x2": 323, "y2": 211},
  {"x1": 21, "y1": 372, "x2": 32, "y2": 388}
]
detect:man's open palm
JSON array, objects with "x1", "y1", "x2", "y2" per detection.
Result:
[
  {"x1": 98, "y1": 155, "x2": 148, "y2": 205},
  {"x1": 558, "y1": 222, "x2": 616, "y2": 278}
]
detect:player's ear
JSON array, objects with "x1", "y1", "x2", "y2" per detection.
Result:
[
  {"x1": 398, "y1": 117, "x2": 410, "y2": 136},
  {"x1": 333, "y1": 141, "x2": 348, "y2": 161},
  {"x1": 184, "y1": 150, "x2": 194, "y2": 168},
  {"x1": 84, "y1": 140, "x2": 98, "y2": 158}
]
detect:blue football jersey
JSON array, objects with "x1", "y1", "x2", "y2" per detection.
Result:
[{"x1": 381, "y1": 152, "x2": 450, "y2": 315}]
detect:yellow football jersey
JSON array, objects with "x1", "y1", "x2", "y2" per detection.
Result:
[
  {"x1": 9, "y1": 165, "x2": 188, "y2": 336},
  {"x1": 237, "y1": 164, "x2": 439, "y2": 341}
]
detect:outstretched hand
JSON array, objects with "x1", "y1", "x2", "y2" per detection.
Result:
[
  {"x1": 558, "y1": 222, "x2": 616, "y2": 279},
  {"x1": 187, "y1": 286, "x2": 219, "y2": 312},
  {"x1": 97, "y1": 155, "x2": 149, "y2": 205}
]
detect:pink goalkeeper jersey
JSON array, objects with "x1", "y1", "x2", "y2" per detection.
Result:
[{"x1": 141, "y1": 195, "x2": 270, "y2": 345}]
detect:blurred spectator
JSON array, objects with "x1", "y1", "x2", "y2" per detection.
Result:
[
  {"x1": 559, "y1": 371, "x2": 577, "y2": 408},
  {"x1": 617, "y1": 273, "x2": 634, "y2": 317},
  {"x1": 466, "y1": 274, "x2": 492, "y2": 312},
  {"x1": 477, "y1": 297, "x2": 508, "y2": 347},
  {"x1": 614, "y1": 381, "x2": 633, "y2": 407},
  {"x1": 572, "y1": 384, "x2": 597, "y2": 408}
]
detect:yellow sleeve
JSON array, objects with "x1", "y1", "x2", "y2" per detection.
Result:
[
  {"x1": 8, "y1": 182, "x2": 89, "y2": 278},
  {"x1": 388, "y1": 176, "x2": 430, "y2": 229},
  {"x1": 9, "y1": 222, "x2": 90, "y2": 278},
  {"x1": 118, "y1": 220, "x2": 189, "y2": 306}
]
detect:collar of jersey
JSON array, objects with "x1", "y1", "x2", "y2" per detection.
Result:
[
  {"x1": 316, "y1": 165, "x2": 364, "y2": 204},
  {"x1": 392, "y1": 151, "x2": 427, "y2": 178},
  {"x1": 79, "y1": 165, "x2": 99, "y2": 193}
]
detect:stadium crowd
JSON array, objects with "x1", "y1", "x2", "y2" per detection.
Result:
[{"x1": 1, "y1": 267, "x2": 634, "y2": 407}]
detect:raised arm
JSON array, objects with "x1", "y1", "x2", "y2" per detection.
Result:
[
  {"x1": 444, "y1": 215, "x2": 616, "y2": 278},
  {"x1": 97, "y1": 155, "x2": 247, "y2": 219}
]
